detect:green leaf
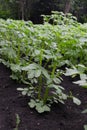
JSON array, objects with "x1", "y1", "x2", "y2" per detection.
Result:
[
  {"x1": 34, "y1": 49, "x2": 40, "y2": 55},
  {"x1": 80, "y1": 74, "x2": 87, "y2": 80},
  {"x1": 53, "y1": 77, "x2": 61, "y2": 84},
  {"x1": 10, "y1": 74, "x2": 19, "y2": 80},
  {"x1": 52, "y1": 85, "x2": 62, "y2": 94},
  {"x1": 36, "y1": 103, "x2": 50, "y2": 113},
  {"x1": 27, "y1": 70, "x2": 35, "y2": 79},
  {"x1": 61, "y1": 93, "x2": 67, "y2": 100},
  {"x1": 22, "y1": 91, "x2": 27, "y2": 95},
  {"x1": 11, "y1": 64, "x2": 21, "y2": 72},
  {"x1": 28, "y1": 99, "x2": 36, "y2": 108},
  {"x1": 42, "y1": 68, "x2": 50, "y2": 79},
  {"x1": 17, "y1": 88, "x2": 29, "y2": 96},
  {"x1": 35, "y1": 69, "x2": 41, "y2": 78},
  {"x1": 65, "y1": 67, "x2": 78, "y2": 76},
  {"x1": 77, "y1": 64, "x2": 86, "y2": 73},
  {"x1": 33, "y1": 78, "x2": 38, "y2": 83},
  {"x1": 84, "y1": 125, "x2": 87, "y2": 130},
  {"x1": 82, "y1": 109, "x2": 87, "y2": 114},
  {"x1": 73, "y1": 80, "x2": 87, "y2": 87},
  {"x1": 22, "y1": 63, "x2": 38, "y2": 71},
  {"x1": 17, "y1": 88, "x2": 24, "y2": 91},
  {"x1": 73, "y1": 97, "x2": 81, "y2": 105}
]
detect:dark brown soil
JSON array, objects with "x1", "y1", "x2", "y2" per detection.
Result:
[{"x1": 0, "y1": 63, "x2": 87, "y2": 130}]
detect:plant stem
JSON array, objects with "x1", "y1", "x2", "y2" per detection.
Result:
[
  {"x1": 43, "y1": 86, "x2": 50, "y2": 104},
  {"x1": 38, "y1": 75, "x2": 42, "y2": 99},
  {"x1": 51, "y1": 62, "x2": 57, "y2": 78},
  {"x1": 38, "y1": 49, "x2": 43, "y2": 100}
]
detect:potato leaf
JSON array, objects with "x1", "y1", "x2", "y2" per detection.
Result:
[
  {"x1": 84, "y1": 125, "x2": 87, "y2": 130},
  {"x1": 28, "y1": 99, "x2": 36, "y2": 108},
  {"x1": 73, "y1": 97, "x2": 81, "y2": 105},
  {"x1": 65, "y1": 67, "x2": 78, "y2": 76}
]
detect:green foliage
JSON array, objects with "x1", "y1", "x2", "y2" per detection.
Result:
[
  {"x1": 0, "y1": 0, "x2": 87, "y2": 23},
  {"x1": 42, "y1": 11, "x2": 77, "y2": 25},
  {"x1": 0, "y1": 11, "x2": 85, "y2": 113},
  {"x1": 65, "y1": 64, "x2": 87, "y2": 87},
  {"x1": 0, "y1": 0, "x2": 19, "y2": 19}
]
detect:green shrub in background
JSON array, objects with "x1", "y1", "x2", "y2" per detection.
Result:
[
  {"x1": 0, "y1": 0, "x2": 19, "y2": 19},
  {"x1": 0, "y1": 0, "x2": 87, "y2": 23}
]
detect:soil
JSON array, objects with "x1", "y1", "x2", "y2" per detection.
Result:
[{"x1": 0, "y1": 63, "x2": 87, "y2": 130}]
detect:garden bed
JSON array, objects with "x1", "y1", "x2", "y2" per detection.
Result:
[
  {"x1": 0, "y1": 12, "x2": 87, "y2": 130},
  {"x1": 0, "y1": 63, "x2": 87, "y2": 130}
]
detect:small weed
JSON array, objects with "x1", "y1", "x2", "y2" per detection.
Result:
[{"x1": 14, "y1": 114, "x2": 20, "y2": 130}]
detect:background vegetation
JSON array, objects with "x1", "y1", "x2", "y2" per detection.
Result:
[{"x1": 0, "y1": 0, "x2": 87, "y2": 23}]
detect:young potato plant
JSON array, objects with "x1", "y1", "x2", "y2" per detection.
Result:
[
  {"x1": 18, "y1": 65, "x2": 67, "y2": 113},
  {"x1": 1, "y1": 11, "x2": 86, "y2": 113}
]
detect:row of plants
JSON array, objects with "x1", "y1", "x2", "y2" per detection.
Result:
[{"x1": 0, "y1": 12, "x2": 87, "y2": 113}]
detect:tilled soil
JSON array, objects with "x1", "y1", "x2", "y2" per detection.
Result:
[{"x1": 0, "y1": 63, "x2": 87, "y2": 130}]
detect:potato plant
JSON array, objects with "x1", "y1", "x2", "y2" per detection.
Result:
[{"x1": 0, "y1": 11, "x2": 87, "y2": 113}]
